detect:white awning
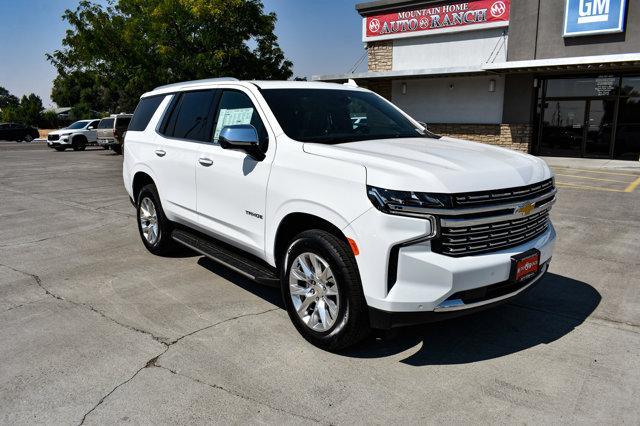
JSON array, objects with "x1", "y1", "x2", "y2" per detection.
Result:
[{"x1": 313, "y1": 53, "x2": 640, "y2": 82}]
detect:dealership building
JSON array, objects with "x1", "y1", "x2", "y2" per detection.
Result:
[{"x1": 315, "y1": 0, "x2": 640, "y2": 161}]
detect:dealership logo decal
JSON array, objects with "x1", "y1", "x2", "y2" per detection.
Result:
[
  {"x1": 578, "y1": 0, "x2": 610, "y2": 23},
  {"x1": 369, "y1": 18, "x2": 381, "y2": 32},
  {"x1": 490, "y1": 1, "x2": 507, "y2": 17}
]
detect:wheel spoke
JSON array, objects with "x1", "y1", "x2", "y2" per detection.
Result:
[
  {"x1": 291, "y1": 268, "x2": 307, "y2": 282},
  {"x1": 290, "y1": 284, "x2": 308, "y2": 296},
  {"x1": 297, "y1": 256, "x2": 314, "y2": 280},
  {"x1": 317, "y1": 299, "x2": 328, "y2": 328},
  {"x1": 297, "y1": 296, "x2": 314, "y2": 315},
  {"x1": 324, "y1": 298, "x2": 338, "y2": 319},
  {"x1": 325, "y1": 284, "x2": 339, "y2": 296}
]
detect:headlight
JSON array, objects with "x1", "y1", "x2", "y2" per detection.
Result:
[
  {"x1": 367, "y1": 186, "x2": 450, "y2": 213},
  {"x1": 367, "y1": 185, "x2": 446, "y2": 238}
]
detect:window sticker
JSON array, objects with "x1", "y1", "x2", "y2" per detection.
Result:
[{"x1": 213, "y1": 108, "x2": 254, "y2": 141}]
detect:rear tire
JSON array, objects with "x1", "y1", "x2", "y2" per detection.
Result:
[
  {"x1": 282, "y1": 230, "x2": 370, "y2": 351},
  {"x1": 112, "y1": 144, "x2": 122, "y2": 155},
  {"x1": 136, "y1": 184, "x2": 178, "y2": 256},
  {"x1": 24, "y1": 134, "x2": 34, "y2": 143}
]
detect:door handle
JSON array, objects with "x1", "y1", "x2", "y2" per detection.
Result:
[
  {"x1": 155, "y1": 149, "x2": 166, "y2": 157},
  {"x1": 198, "y1": 157, "x2": 213, "y2": 167}
]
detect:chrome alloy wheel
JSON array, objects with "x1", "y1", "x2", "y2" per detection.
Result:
[
  {"x1": 139, "y1": 197, "x2": 159, "y2": 245},
  {"x1": 289, "y1": 252, "x2": 340, "y2": 332}
]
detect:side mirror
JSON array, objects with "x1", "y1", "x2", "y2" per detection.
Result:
[
  {"x1": 87, "y1": 126, "x2": 94, "y2": 130},
  {"x1": 218, "y1": 124, "x2": 265, "y2": 161},
  {"x1": 417, "y1": 121, "x2": 428, "y2": 129}
]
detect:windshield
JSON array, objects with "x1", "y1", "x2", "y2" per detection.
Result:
[
  {"x1": 261, "y1": 89, "x2": 429, "y2": 144},
  {"x1": 66, "y1": 121, "x2": 89, "y2": 130}
]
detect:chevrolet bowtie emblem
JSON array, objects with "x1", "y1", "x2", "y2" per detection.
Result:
[{"x1": 515, "y1": 202, "x2": 535, "y2": 216}]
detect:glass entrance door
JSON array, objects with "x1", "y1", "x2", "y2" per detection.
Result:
[
  {"x1": 539, "y1": 100, "x2": 586, "y2": 158},
  {"x1": 538, "y1": 99, "x2": 615, "y2": 158},
  {"x1": 584, "y1": 100, "x2": 615, "y2": 158}
]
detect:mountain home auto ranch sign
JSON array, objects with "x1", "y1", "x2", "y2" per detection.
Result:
[{"x1": 363, "y1": 0, "x2": 510, "y2": 42}]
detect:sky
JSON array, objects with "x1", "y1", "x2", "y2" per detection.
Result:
[{"x1": 0, "y1": 0, "x2": 367, "y2": 108}]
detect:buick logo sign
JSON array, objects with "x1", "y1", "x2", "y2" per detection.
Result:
[
  {"x1": 491, "y1": 1, "x2": 507, "y2": 18},
  {"x1": 369, "y1": 18, "x2": 381, "y2": 33}
]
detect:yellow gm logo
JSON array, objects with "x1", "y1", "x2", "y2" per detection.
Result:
[{"x1": 515, "y1": 202, "x2": 535, "y2": 216}]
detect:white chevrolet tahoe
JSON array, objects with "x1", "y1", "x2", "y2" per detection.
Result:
[
  {"x1": 47, "y1": 119, "x2": 100, "y2": 151},
  {"x1": 123, "y1": 78, "x2": 556, "y2": 350}
]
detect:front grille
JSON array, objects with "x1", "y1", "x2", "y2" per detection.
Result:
[
  {"x1": 452, "y1": 178, "x2": 554, "y2": 207},
  {"x1": 433, "y1": 210, "x2": 550, "y2": 257},
  {"x1": 430, "y1": 179, "x2": 556, "y2": 257},
  {"x1": 48, "y1": 134, "x2": 59, "y2": 141}
]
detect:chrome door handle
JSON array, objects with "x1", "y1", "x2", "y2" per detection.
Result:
[
  {"x1": 198, "y1": 157, "x2": 213, "y2": 167},
  {"x1": 155, "y1": 149, "x2": 166, "y2": 157}
]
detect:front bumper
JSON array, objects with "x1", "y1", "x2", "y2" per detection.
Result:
[
  {"x1": 368, "y1": 261, "x2": 549, "y2": 329},
  {"x1": 345, "y1": 207, "x2": 557, "y2": 323}
]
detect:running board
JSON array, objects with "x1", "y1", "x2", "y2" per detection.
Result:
[{"x1": 171, "y1": 228, "x2": 280, "y2": 287}]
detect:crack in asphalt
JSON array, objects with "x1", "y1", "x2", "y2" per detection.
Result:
[
  {"x1": 78, "y1": 308, "x2": 280, "y2": 425},
  {"x1": 1, "y1": 261, "x2": 287, "y2": 424},
  {"x1": 153, "y1": 365, "x2": 327, "y2": 424}
]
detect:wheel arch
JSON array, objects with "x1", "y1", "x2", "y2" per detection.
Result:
[{"x1": 272, "y1": 211, "x2": 352, "y2": 271}]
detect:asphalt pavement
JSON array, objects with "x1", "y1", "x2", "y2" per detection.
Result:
[{"x1": 1, "y1": 143, "x2": 639, "y2": 424}]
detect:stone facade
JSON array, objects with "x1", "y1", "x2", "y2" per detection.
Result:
[
  {"x1": 367, "y1": 41, "x2": 393, "y2": 72},
  {"x1": 428, "y1": 123, "x2": 533, "y2": 153}
]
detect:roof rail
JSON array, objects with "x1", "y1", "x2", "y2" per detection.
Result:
[{"x1": 154, "y1": 77, "x2": 239, "y2": 91}]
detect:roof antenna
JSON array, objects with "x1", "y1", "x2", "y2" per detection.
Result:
[{"x1": 344, "y1": 79, "x2": 359, "y2": 87}]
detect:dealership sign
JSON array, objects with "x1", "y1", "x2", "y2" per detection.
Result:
[
  {"x1": 564, "y1": 0, "x2": 628, "y2": 37},
  {"x1": 362, "y1": 0, "x2": 510, "y2": 42}
]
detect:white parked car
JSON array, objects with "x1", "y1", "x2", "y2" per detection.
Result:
[
  {"x1": 47, "y1": 119, "x2": 100, "y2": 151},
  {"x1": 123, "y1": 78, "x2": 556, "y2": 350}
]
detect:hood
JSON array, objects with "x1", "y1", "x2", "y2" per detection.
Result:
[
  {"x1": 302, "y1": 137, "x2": 551, "y2": 193},
  {"x1": 48, "y1": 129, "x2": 75, "y2": 136}
]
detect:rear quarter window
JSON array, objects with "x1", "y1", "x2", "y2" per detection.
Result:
[
  {"x1": 98, "y1": 118, "x2": 114, "y2": 129},
  {"x1": 129, "y1": 96, "x2": 164, "y2": 131},
  {"x1": 115, "y1": 116, "x2": 131, "y2": 129}
]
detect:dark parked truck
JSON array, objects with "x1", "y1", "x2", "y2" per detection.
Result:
[{"x1": 97, "y1": 114, "x2": 132, "y2": 154}]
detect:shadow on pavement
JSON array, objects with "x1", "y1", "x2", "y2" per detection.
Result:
[
  {"x1": 345, "y1": 273, "x2": 601, "y2": 365},
  {"x1": 192, "y1": 259, "x2": 601, "y2": 366}
]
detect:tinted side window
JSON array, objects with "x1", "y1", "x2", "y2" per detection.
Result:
[
  {"x1": 116, "y1": 117, "x2": 131, "y2": 129},
  {"x1": 129, "y1": 96, "x2": 164, "y2": 131},
  {"x1": 213, "y1": 90, "x2": 267, "y2": 145},
  {"x1": 170, "y1": 90, "x2": 216, "y2": 141},
  {"x1": 98, "y1": 118, "x2": 114, "y2": 129}
]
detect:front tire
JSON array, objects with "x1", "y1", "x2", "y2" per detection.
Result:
[
  {"x1": 136, "y1": 184, "x2": 177, "y2": 255},
  {"x1": 72, "y1": 136, "x2": 87, "y2": 151},
  {"x1": 24, "y1": 134, "x2": 34, "y2": 143},
  {"x1": 282, "y1": 230, "x2": 370, "y2": 351}
]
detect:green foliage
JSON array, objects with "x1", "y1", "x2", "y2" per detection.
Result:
[
  {"x1": 0, "y1": 88, "x2": 44, "y2": 127},
  {"x1": 40, "y1": 110, "x2": 60, "y2": 129},
  {"x1": 48, "y1": 0, "x2": 293, "y2": 113},
  {"x1": 69, "y1": 104, "x2": 93, "y2": 122},
  {"x1": 0, "y1": 86, "x2": 20, "y2": 109}
]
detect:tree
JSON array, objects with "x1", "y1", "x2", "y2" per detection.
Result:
[
  {"x1": 0, "y1": 88, "x2": 44, "y2": 126},
  {"x1": 0, "y1": 86, "x2": 19, "y2": 109},
  {"x1": 48, "y1": 0, "x2": 293, "y2": 113}
]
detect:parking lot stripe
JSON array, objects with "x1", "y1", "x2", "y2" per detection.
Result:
[
  {"x1": 554, "y1": 173, "x2": 630, "y2": 184},
  {"x1": 556, "y1": 183, "x2": 625, "y2": 192},
  {"x1": 624, "y1": 176, "x2": 640, "y2": 193},
  {"x1": 552, "y1": 167, "x2": 640, "y2": 178}
]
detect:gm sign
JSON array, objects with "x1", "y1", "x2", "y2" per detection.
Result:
[{"x1": 564, "y1": 0, "x2": 628, "y2": 37}]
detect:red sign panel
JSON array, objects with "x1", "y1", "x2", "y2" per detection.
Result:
[{"x1": 363, "y1": 0, "x2": 510, "y2": 41}]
